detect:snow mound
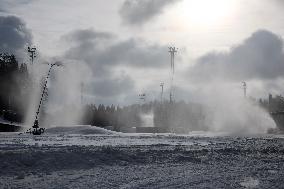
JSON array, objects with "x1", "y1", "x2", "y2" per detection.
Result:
[{"x1": 46, "y1": 125, "x2": 117, "y2": 135}]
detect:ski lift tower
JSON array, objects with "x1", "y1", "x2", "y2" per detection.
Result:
[
  {"x1": 139, "y1": 93, "x2": 146, "y2": 104},
  {"x1": 27, "y1": 46, "x2": 36, "y2": 64},
  {"x1": 242, "y1": 81, "x2": 247, "y2": 98},
  {"x1": 160, "y1": 82, "x2": 164, "y2": 102},
  {"x1": 168, "y1": 47, "x2": 177, "y2": 103},
  {"x1": 29, "y1": 61, "x2": 63, "y2": 135},
  {"x1": 81, "y1": 82, "x2": 84, "y2": 105}
]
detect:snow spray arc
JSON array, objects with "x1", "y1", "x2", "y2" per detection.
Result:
[{"x1": 26, "y1": 61, "x2": 63, "y2": 135}]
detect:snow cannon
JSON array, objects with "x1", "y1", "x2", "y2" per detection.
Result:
[
  {"x1": 27, "y1": 128, "x2": 45, "y2": 135},
  {"x1": 27, "y1": 61, "x2": 63, "y2": 136},
  {"x1": 32, "y1": 119, "x2": 45, "y2": 135},
  {"x1": 26, "y1": 120, "x2": 45, "y2": 135}
]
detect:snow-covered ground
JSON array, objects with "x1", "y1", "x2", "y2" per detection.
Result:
[{"x1": 1, "y1": 126, "x2": 284, "y2": 188}]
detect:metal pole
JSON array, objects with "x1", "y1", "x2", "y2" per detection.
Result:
[
  {"x1": 139, "y1": 93, "x2": 146, "y2": 103},
  {"x1": 160, "y1": 82, "x2": 164, "y2": 102},
  {"x1": 81, "y1": 82, "x2": 84, "y2": 105},
  {"x1": 169, "y1": 47, "x2": 177, "y2": 103},
  {"x1": 28, "y1": 46, "x2": 36, "y2": 64},
  {"x1": 242, "y1": 81, "x2": 247, "y2": 98}
]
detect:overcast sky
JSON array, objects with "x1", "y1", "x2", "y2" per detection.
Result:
[{"x1": 1, "y1": 0, "x2": 284, "y2": 105}]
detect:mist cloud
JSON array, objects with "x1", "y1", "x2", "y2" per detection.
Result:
[
  {"x1": 0, "y1": 0, "x2": 34, "y2": 13},
  {"x1": 90, "y1": 74, "x2": 134, "y2": 98},
  {"x1": 62, "y1": 28, "x2": 114, "y2": 44},
  {"x1": 188, "y1": 30, "x2": 284, "y2": 82},
  {"x1": 61, "y1": 28, "x2": 171, "y2": 104},
  {"x1": 0, "y1": 8, "x2": 6, "y2": 13},
  {"x1": 273, "y1": 0, "x2": 284, "y2": 6},
  {"x1": 0, "y1": 15, "x2": 32, "y2": 58},
  {"x1": 97, "y1": 39, "x2": 169, "y2": 68},
  {"x1": 64, "y1": 28, "x2": 168, "y2": 70},
  {"x1": 119, "y1": 0, "x2": 181, "y2": 25}
]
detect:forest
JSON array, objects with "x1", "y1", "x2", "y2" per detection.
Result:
[
  {"x1": 0, "y1": 53, "x2": 32, "y2": 122},
  {"x1": 82, "y1": 100, "x2": 207, "y2": 133}
]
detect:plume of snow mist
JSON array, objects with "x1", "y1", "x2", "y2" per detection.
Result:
[
  {"x1": 140, "y1": 110, "x2": 154, "y2": 127},
  {"x1": 24, "y1": 63, "x2": 48, "y2": 127},
  {"x1": 24, "y1": 60, "x2": 92, "y2": 128},
  {"x1": 42, "y1": 60, "x2": 92, "y2": 127},
  {"x1": 198, "y1": 83, "x2": 276, "y2": 135}
]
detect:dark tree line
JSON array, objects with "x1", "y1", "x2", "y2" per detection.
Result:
[
  {"x1": 82, "y1": 101, "x2": 208, "y2": 133},
  {"x1": 82, "y1": 103, "x2": 143, "y2": 131},
  {"x1": 0, "y1": 53, "x2": 32, "y2": 122}
]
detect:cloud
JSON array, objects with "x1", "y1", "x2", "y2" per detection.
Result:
[
  {"x1": 188, "y1": 30, "x2": 284, "y2": 82},
  {"x1": 62, "y1": 28, "x2": 114, "y2": 44},
  {"x1": 89, "y1": 74, "x2": 135, "y2": 98},
  {"x1": 61, "y1": 28, "x2": 170, "y2": 104},
  {"x1": 96, "y1": 38, "x2": 169, "y2": 68},
  {"x1": 0, "y1": 8, "x2": 7, "y2": 13},
  {"x1": 63, "y1": 28, "x2": 169, "y2": 74},
  {"x1": 273, "y1": 0, "x2": 284, "y2": 6},
  {"x1": 0, "y1": 15, "x2": 32, "y2": 57},
  {"x1": 119, "y1": 0, "x2": 181, "y2": 25},
  {"x1": 0, "y1": 0, "x2": 34, "y2": 13}
]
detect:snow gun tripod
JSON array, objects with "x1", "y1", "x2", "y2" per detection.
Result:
[
  {"x1": 27, "y1": 62, "x2": 62, "y2": 135},
  {"x1": 26, "y1": 120, "x2": 45, "y2": 135}
]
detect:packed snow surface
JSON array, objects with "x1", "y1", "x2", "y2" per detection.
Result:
[
  {"x1": 46, "y1": 125, "x2": 117, "y2": 135},
  {"x1": 0, "y1": 126, "x2": 284, "y2": 188}
]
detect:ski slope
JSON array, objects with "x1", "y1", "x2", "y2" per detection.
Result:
[{"x1": 0, "y1": 126, "x2": 284, "y2": 188}]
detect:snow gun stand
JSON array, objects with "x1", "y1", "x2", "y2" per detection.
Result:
[{"x1": 26, "y1": 120, "x2": 45, "y2": 135}]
